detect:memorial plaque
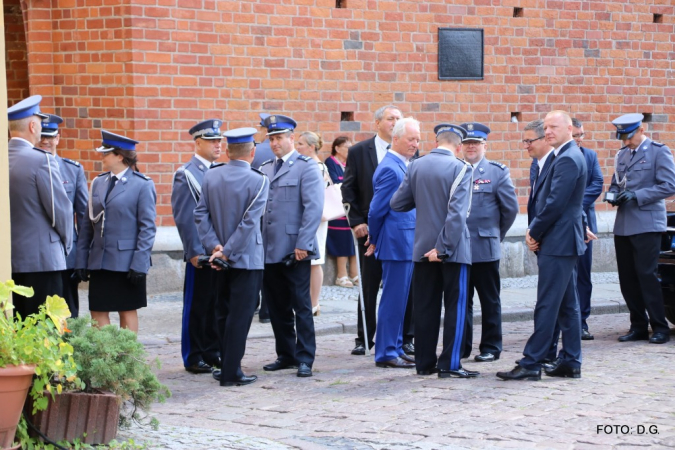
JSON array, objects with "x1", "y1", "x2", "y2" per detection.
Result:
[{"x1": 438, "y1": 28, "x2": 484, "y2": 80}]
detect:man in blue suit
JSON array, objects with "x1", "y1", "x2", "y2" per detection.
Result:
[
  {"x1": 366, "y1": 117, "x2": 419, "y2": 369},
  {"x1": 498, "y1": 111, "x2": 588, "y2": 381}
]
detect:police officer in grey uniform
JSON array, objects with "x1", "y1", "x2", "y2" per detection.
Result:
[
  {"x1": 259, "y1": 114, "x2": 324, "y2": 378},
  {"x1": 460, "y1": 122, "x2": 518, "y2": 362},
  {"x1": 391, "y1": 124, "x2": 478, "y2": 379},
  {"x1": 8, "y1": 95, "x2": 73, "y2": 317},
  {"x1": 607, "y1": 113, "x2": 675, "y2": 344},
  {"x1": 195, "y1": 127, "x2": 269, "y2": 386},
  {"x1": 171, "y1": 119, "x2": 223, "y2": 373},
  {"x1": 38, "y1": 114, "x2": 88, "y2": 317},
  {"x1": 75, "y1": 130, "x2": 156, "y2": 333}
]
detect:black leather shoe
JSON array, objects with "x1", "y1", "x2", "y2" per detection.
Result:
[
  {"x1": 213, "y1": 371, "x2": 258, "y2": 386},
  {"x1": 438, "y1": 368, "x2": 479, "y2": 378},
  {"x1": 618, "y1": 330, "x2": 649, "y2": 342},
  {"x1": 263, "y1": 359, "x2": 298, "y2": 371},
  {"x1": 417, "y1": 368, "x2": 438, "y2": 376},
  {"x1": 259, "y1": 317, "x2": 271, "y2": 324},
  {"x1": 496, "y1": 365, "x2": 541, "y2": 381},
  {"x1": 185, "y1": 360, "x2": 213, "y2": 374},
  {"x1": 297, "y1": 362, "x2": 313, "y2": 377},
  {"x1": 474, "y1": 352, "x2": 499, "y2": 362},
  {"x1": 544, "y1": 363, "x2": 580, "y2": 378},
  {"x1": 351, "y1": 344, "x2": 365, "y2": 355},
  {"x1": 402, "y1": 342, "x2": 415, "y2": 355},
  {"x1": 581, "y1": 329, "x2": 594, "y2": 340},
  {"x1": 649, "y1": 332, "x2": 670, "y2": 344},
  {"x1": 541, "y1": 357, "x2": 561, "y2": 371},
  {"x1": 375, "y1": 357, "x2": 415, "y2": 369},
  {"x1": 399, "y1": 353, "x2": 415, "y2": 363}
]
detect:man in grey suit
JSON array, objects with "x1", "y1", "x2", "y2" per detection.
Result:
[
  {"x1": 171, "y1": 119, "x2": 223, "y2": 374},
  {"x1": 607, "y1": 113, "x2": 675, "y2": 344},
  {"x1": 195, "y1": 127, "x2": 269, "y2": 386},
  {"x1": 391, "y1": 123, "x2": 477, "y2": 379},
  {"x1": 498, "y1": 111, "x2": 588, "y2": 381},
  {"x1": 8, "y1": 95, "x2": 73, "y2": 317},
  {"x1": 460, "y1": 122, "x2": 518, "y2": 363},
  {"x1": 259, "y1": 114, "x2": 324, "y2": 378},
  {"x1": 38, "y1": 114, "x2": 88, "y2": 318}
]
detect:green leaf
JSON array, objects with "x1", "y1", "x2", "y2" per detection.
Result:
[{"x1": 45, "y1": 296, "x2": 71, "y2": 333}]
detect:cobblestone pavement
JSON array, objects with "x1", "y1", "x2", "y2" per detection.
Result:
[{"x1": 118, "y1": 312, "x2": 675, "y2": 450}]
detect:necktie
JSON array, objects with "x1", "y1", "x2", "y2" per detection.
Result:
[
  {"x1": 274, "y1": 158, "x2": 283, "y2": 175},
  {"x1": 386, "y1": 144, "x2": 391, "y2": 150},
  {"x1": 105, "y1": 176, "x2": 117, "y2": 202},
  {"x1": 531, "y1": 161, "x2": 540, "y2": 189},
  {"x1": 630, "y1": 150, "x2": 636, "y2": 161}
]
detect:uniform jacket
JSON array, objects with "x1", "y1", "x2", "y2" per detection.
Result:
[
  {"x1": 76, "y1": 171, "x2": 157, "y2": 273},
  {"x1": 8, "y1": 138, "x2": 73, "y2": 273},
  {"x1": 194, "y1": 160, "x2": 269, "y2": 270},
  {"x1": 260, "y1": 150, "x2": 324, "y2": 263},
  {"x1": 528, "y1": 141, "x2": 587, "y2": 256},
  {"x1": 341, "y1": 136, "x2": 378, "y2": 228},
  {"x1": 56, "y1": 155, "x2": 88, "y2": 269},
  {"x1": 390, "y1": 148, "x2": 473, "y2": 265},
  {"x1": 368, "y1": 152, "x2": 416, "y2": 261},
  {"x1": 609, "y1": 138, "x2": 675, "y2": 236},
  {"x1": 466, "y1": 158, "x2": 518, "y2": 263},
  {"x1": 171, "y1": 155, "x2": 209, "y2": 261},
  {"x1": 252, "y1": 139, "x2": 274, "y2": 170},
  {"x1": 580, "y1": 146, "x2": 604, "y2": 234}
]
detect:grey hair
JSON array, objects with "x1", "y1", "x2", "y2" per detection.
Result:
[
  {"x1": 436, "y1": 129, "x2": 462, "y2": 147},
  {"x1": 524, "y1": 119, "x2": 544, "y2": 137},
  {"x1": 374, "y1": 105, "x2": 401, "y2": 121},
  {"x1": 392, "y1": 117, "x2": 420, "y2": 139},
  {"x1": 571, "y1": 118, "x2": 582, "y2": 128},
  {"x1": 8, "y1": 116, "x2": 35, "y2": 133}
]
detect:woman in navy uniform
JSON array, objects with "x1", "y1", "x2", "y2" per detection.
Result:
[{"x1": 75, "y1": 130, "x2": 157, "y2": 333}]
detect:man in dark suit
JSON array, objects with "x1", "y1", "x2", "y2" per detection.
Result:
[
  {"x1": 342, "y1": 105, "x2": 416, "y2": 356},
  {"x1": 498, "y1": 111, "x2": 588, "y2": 381}
]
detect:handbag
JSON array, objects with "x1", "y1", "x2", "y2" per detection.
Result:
[{"x1": 322, "y1": 180, "x2": 345, "y2": 222}]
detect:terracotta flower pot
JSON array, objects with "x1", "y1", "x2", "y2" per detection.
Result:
[{"x1": 0, "y1": 364, "x2": 36, "y2": 449}]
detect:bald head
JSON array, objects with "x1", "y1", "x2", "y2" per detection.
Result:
[{"x1": 544, "y1": 111, "x2": 573, "y2": 149}]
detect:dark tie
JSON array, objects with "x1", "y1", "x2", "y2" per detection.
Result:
[
  {"x1": 274, "y1": 159, "x2": 283, "y2": 175},
  {"x1": 105, "y1": 175, "x2": 117, "y2": 202},
  {"x1": 386, "y1": 144, "x2": 391, "y2": 150},
  {"x1": 630, "y1": 150, "x2": 636, "y2": 161},
  {"x1": 531, "y1": 160, "x2": 540, "y2": 189}
]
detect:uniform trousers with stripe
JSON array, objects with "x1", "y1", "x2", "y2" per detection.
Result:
[
  {"x1": 463, "y1": 260, "x2": 502, "y2": 358},
  {"x1": 181, "y1": 263, "x2": 220, "y2": 367},
  {"x1": 413, "y1": 261, "x2": 470, "y2": 372}
]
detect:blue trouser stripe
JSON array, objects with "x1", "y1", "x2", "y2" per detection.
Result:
[
  {"x1": 451, "y1": 264, "x2": 468, "y2": 370},
  {"x1": 181, "y1": 263, "x2": 195, "y2": 366}
]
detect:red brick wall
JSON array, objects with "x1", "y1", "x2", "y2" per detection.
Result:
[
  {"x1": 10, "y1": 0, "x2": 675, "y2": 225},
  {"x1": 4, "y1": 0, "x2": 29, "y2": 106}
]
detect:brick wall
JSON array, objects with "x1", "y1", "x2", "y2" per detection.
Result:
[
  {"x1": 4, "y1": 0, "x2": 29, "y2": 106},
  {"x1": 8, "y1": 0, "x2": 675, "y2": 225}
]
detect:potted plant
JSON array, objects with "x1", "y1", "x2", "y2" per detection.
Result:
[
  {"x1": 0, "y1": 281, "x2": 80, "y2": 450},
  {"x1": 26, "y1": 317, "x2": 170, "y2": 446}
]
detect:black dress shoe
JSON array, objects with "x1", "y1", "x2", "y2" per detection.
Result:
[
  {"x1": 544, "y1": 363, "x2": 580, "y2": 378},
  {"x1": 351, "y1": 344, "x2": 366, "y2": 355},
  {"x1": 185, "y1": 360, "x2": 213, "y2": 374},
  {"x1": 541, "y1": 357, "x2": 561, "y2": 371},
  {"x1": 496, "y1": 365, "x2": 541, "y2": 381},
  {"x1": 417, "y1": 368, "x2": 438, "y2": 376},
  {"x1": 438, "y1": 368, "x2": 479, "y2": 378},
  {"x1": 399, "y1": 353, "x2": 415, "y2": 363},
  {"x1": 297, "y1": 362, "x2": 313, "y2": 377},
  {"x1": 402, "y1": 342, "x2": 415, "y2": 355},
  {"x1": 375, "y1": 357, "x2": 415, "y2": 369},
  {"x1": 263, "y1": 359, "x2": 298, "y2": 371},
  {"x1": 581, "y1": 329, "x2": 594, "y2": 340},
  {"x1": 618, "y1": 330, "x2": 649, "y2": 342},
  {"x1": 474, "y1": 352, "x2": 499, "y2": 362},
  {"x1": 649, "y1": 332, "x2": 670, "y2": 344},
  {"x1": 213, "y1": 371, "x2": 258, "y2": 386},
  {"x1": 259, "y1": 317, "x2": 271, "y2": 324}
]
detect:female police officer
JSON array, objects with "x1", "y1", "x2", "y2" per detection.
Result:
[{"x1": 75, "y1": 130, "x2": 157, "y2": 333}]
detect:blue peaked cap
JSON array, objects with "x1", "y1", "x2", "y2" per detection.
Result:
[
  {"x1": 434, "y1": 123, "x2": 467, "y2": 141},
  {"x1": 97, "y1": 130, "x2": 139, "y2": 152},
  {"x1": 8, "y1": 95, "x2": 49, "y2": 121},
  {"x1": 459, "y1": 122, "x2": 491, "y2": 142},
  {"x1": 259, "y1": 113, "x2": 270, "y2": 127},
  {"x1": 223, "y1": 127, "x2": 257, "y2": 144},
  {"x1": 263, "y1": 114, "x2": 297, "y2": 135},
  {"x1": 612, "y1": 113, "x2": 644, "y2": 140},
  {"x1": 41, "y1": 114, "x2": 63, "y2": 137},
  {"x1": 189, "y1": 119, "x2": 223, "y2": 140}
]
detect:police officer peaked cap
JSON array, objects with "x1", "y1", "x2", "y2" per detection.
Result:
[
  {"x1": 223, "y1": 127, "x2": 258, "y2": 144},
  {"x1": 8, "y1": 95, "x2": 49, "y2": 121},
  {"x1": 96, "y1": 130, "x2": 139, "y2": 152},
  {"x1": 611, "y1": 113, "x2": 644, "y2": 140},
  {"x1": 434, "y1": 123, "x2": 467, "y2": 141},
  {"x1": 459, "y1": 122, "x2": 491, "y2": 142},
  {"x1": 41, "y1": 114, "x2": 63, "y2": 137},
  {"x1": 189, "y1": 119, "x2": 223, "y2": 140},
  {"x1": 259, "y1": 113, "x2": 271, "y2": 127},
  {"x1": 263, "y1": 114, "x2": 297, "y2": 136}
]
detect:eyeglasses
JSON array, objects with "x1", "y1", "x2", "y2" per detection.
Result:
[
  {"x1": 522, "y1": 136, "x2": 544, "y2": 145},
  {"x1": 572, "y1": 133, "x2": 585, "y2": 139}
]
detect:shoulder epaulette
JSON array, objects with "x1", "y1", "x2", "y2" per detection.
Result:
[
  {"x1": 176, "y1": 166, "x2": 185, "y2": 172},
  {"x1": 251, "y1": 167, "x2": 264, "y2": 175},
  {"x1": 260, "y1": 159, "x2": 273, "y2": 166},
  {"x1": 62, "y1": 158, "x2": 80, "y2": 167},
  {"x1": 456, "y1": 157, "x2": 470, "y2": 165},
  {"x1": 489, "y1": 161, "x2": 507, "y2": 170},
  {"x1": 96, "y1": 172, "x2": 109, "y2": 178},
  {"x1": 210, "y1": 162, "x2": 226, "y2": 169},
  {"x1": 133, "y1": 171, "x2": 152, "y2": 181},
  {"x1": 32, "y1": 146, "x2": 49, "y2": 154},
  {"x1": 297, "y1": 155, "x2": 311, "y2": 162},
  {"x1": 652, "y1": 141, "x2": 665, "y2": 147}
]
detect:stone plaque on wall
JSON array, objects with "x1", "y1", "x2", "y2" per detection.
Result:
[{"x1": 438, "y1": 28, "x2": 484, "y2": 80}]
